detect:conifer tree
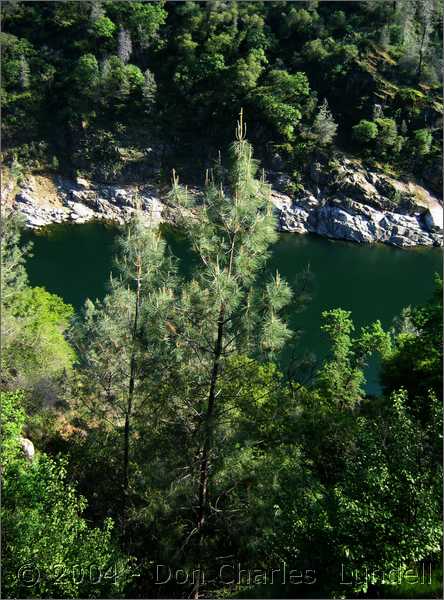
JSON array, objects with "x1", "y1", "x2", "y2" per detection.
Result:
[
  {"x1": 142, "y1": 68, "x2": 157, "y2": 106},
  {"x1": 416, "y1": 0, "x2": 435, "y2": 79},
  {"x1": 312, "y1": 98, "x2": 337, "y2": 146},
  {"x1": 90, "y1": 0, "x2": 105, "y2": 22},
  {"x1": 18, "y1": 55, "x2": 30, "y2": 90},
  {"x1": 71, "y1": 212, "x2": 176, "y2": 540},
  {"x1": 118, "y1": 26, "x2": 132, "y2": 64},
  {"x1": 0, "y1": 211, "x2": 30, "y2": 306},
  {"x1": 168, "y1": 112, "x2": 293, "y2": 597}
]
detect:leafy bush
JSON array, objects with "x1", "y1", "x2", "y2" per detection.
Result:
[
  {"x1": 0, "y1": 1, "x2": 441, "y2": 177},
  {"x1": 73, "y1": 129, "x2": 124, "y2": 182},
  {"x1": 1, "y1": 390, "x2": 133, "y2": 599},
  {"x1": 375, "y1": 117, "x2": 398, "y2": 147},
  {"x1": 352, "y1": 119, "x2": 378, "y2": 143},
  {"x1": 413, "y1": 128, "x2": 433, "y2": 156},
  {"x1": 92, "y1": 15, "x2": 116, "y2": 39}
]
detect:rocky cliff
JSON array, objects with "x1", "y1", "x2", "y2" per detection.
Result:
[
  {"x1": 269, "y1": 157, "x2": 442, "y2": 247},
  {"x1": 2, "y1": 156, "x2": 442, "y2": 247}
]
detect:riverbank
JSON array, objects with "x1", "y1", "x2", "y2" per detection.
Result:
[{"x1": 2, "y1": 155, "x2": 442, "y2": 247}]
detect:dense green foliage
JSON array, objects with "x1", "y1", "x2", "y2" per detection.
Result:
[
  {"x1": 1, "y1": 390, "x2": 132, "y2": 599},
  {"x1": 1, "y1": 0, "x2": 442, "y2": 189},
  {"x1": 1, "y1": 122, "x2": 442, "y2": 598},
  {"x1": 381, "y1": 275, "x2": 443, "y2": 424},
  {"x1": 1, "y1": 212, "x2": 75, "y2": 394}
]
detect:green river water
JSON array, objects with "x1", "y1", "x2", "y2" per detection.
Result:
[{"x1": 25, "y1": 223, "x2": 442, "y2": 392}]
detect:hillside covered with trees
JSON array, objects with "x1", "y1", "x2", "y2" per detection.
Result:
[
  {"x1": 1, "y1": 0, "x2": 443, "y2": 190},
  {"x1": 1, "y1": 2, "x2": 443, "y2": 599}
]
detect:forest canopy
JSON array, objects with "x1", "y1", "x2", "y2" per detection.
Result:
[{"x1": 1, "y1": 0, "x2": 442, "y2": 188}]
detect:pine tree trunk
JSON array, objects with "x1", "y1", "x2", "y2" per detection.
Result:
[
  {"x1": 122, "y1": 256, "x2": 142, "y2": 543},
  {"x1": 193, "y1": 303, "x2": 225, "y2": 599}
]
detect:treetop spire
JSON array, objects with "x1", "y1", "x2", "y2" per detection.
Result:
[{"x1": 236, "y1": 108, "x2": 246, "y2": 141}]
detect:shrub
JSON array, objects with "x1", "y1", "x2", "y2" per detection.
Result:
[
  {"x1": 375, "y1": 117, "x2": 398, "y2": 147},
  {"x1": 1, "y1": 391, "x2": 133, "y2": 599},
  {"x1": 92, "y1": 15, "x2": 116, "y2": 39},
  {"x1": 413, "y1": 128, "x2": 433, "y2": 156},
  {"x1": 352, "y1": 119, "x2": 378, "y2": 143}
]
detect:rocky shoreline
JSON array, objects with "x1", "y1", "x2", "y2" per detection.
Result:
[
  {"x1": 9, "y1": 177, "x2": 164, "y2": 229},
  {"x1": 272, "y1": 189, "x2": 442, "y2": 247},
  {"x1": 269, "y1": 157, "x2": 442, "y2": 247},
  {"x1": 2, "y1": 156, "x2": 442, "y2": 248}
]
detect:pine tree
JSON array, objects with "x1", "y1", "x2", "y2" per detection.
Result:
[
  {"x1": 380, "y1": 25, "x2": 390, "y2": 49},
  {"x1": 89, "y1": 0, "x2": 105, "y2": 22},
  {"x1": 396, "y1": 0, "x2": 416, "y2": 46},
  {"x1": 71, "y1": 212, "x2": 177, "y2": 541},
  {"x1": 416, "y1": 0, "x2": 434, "y2": 79},
  {"x1": 142, "y1": 68, "x2": 157, "y2": 106},
  {"x1": 0, "y1": 211, "x2": 31, "y2": 307},
  {"x1": 1, "y1": 211, "x2": 31, "y2": 387},
  {"x1": 118, "y1": 26, "x2": 132, "y2": 64},
  {"x1": 312, "y1": 98, "x2": 338, "y2": 146},
  {"x1": 396, "y1": 0, "x2": 440, "y2": 81},
  {"x1": 168, "y1": 111, "x2": 293, "y2": 597}
]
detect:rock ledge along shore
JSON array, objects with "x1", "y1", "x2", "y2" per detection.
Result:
[
  {"x1": 269, "y1": 156, "x2": 442, "y2": 247},
  {"x1": 2, "y1": 156, "x2": 442, "y2": 248}
]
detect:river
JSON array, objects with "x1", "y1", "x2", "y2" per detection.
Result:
[{"x1": 24, "y1": 223, "x2": 442, "y2": 392}]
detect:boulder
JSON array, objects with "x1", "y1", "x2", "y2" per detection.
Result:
[
  {"x1": 20, "y1": 437, "x2": 35, "y2": 461},
  {"x1": 15, "y1": 191, "x2": 35, "y2": 205},
  {"x1": 75, "y1": 176, "x2": 91, "y2": 190},
  {"x1": 15, "y1": 200, "x2": 53, "y2": 228},
  {"x1": 69, "y1": 189, "x2": 89, "y2": 203},
  {"x1": 270, "y1": 189, "x2": 293, "y2": 212},
  {"x1": 310, "y1": 205, "x2": 378, "y2": 243},
  {"x1": 110, "y1": 187, "x2": 135, "y2": 207},
  {"x1": 279, "y1": 205, "x2": 310, "y2": 234},
  {"x1": 8, "y1": 163, "x2": 442, "y2": 247},
  {"x1": 71, "y1": 201, "x2": 93, "y2": 216},
  {"x1": 274, "y1": 195, "x2": 439, "y2": 247},
  {"x1": 423, "y1": 206, "x2": 443, "y2": 232},
  {"x1": 300, "y1": 192, "x2": 321, "y2": 208},
  {"x1": 141, "y1": 194, "x2": 163, "y2": 223},
  {"x1": 68, "y1": 201, "x2": 94, "y2": 221}
]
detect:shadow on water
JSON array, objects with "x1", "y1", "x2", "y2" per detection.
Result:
[
  {"x1": 25, "y1": 223, "x2": 442, "y2": 393},
  {"x1": 23, "y1": 222, "x2": 120, "y2": 309}
]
